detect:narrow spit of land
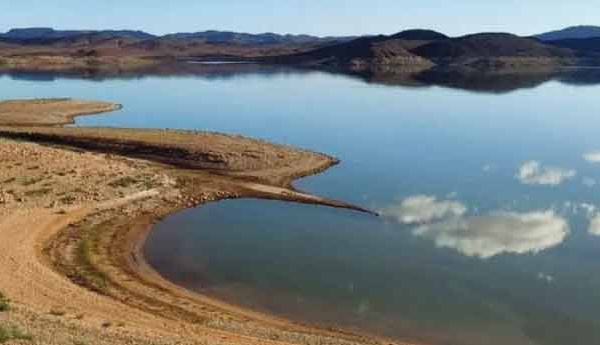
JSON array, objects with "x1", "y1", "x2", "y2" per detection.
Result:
[{"x1": 0, "y1": 99, "x2": 406, "y2": 345}]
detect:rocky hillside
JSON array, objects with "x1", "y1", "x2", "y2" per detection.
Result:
[
  {"x1": 411, "y1": 33, "x2": 576, "y2": 67},
  {"x1": 0, "y1": 27, "x2": 352, "y2": 62},
  {"x1": 535, "y1": 26, "x2": 600, "y2": 41},
  {"x1": 266, "y1": 31, "x2": 447, "y2": 69},
  {"x1": 389, "y1": 29, "x2": 448, "y2": 41},
  {"x1": 161, "y1": 30, "x2": 354, "y2": 45},
  {"x1": 544, "y1": 37, "x2": 600, "y2": 55},
  {"x1": 2, "y1": 27, "x2": 599, "y2": 70},
  {"x1": 269, "y1": 31, "x2": 587, "y2": 69},
  {"x1": 0, "y1": 28, "x2": 156, "y2": 43},
  {"x1": 0, "y1": 27, "x2": 352, "y2": 46}
]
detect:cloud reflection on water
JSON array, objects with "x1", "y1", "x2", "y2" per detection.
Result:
[
  {"x1": 381, "y1": 196, "x2": 570, "y2": 259},
  {"x1": 516, "y1": 161, "x2": 576, "y2": 186},
  {"x1": 413, "y1": 210, "x2": 569, "y2": 259},
  {"x1": 583, "y1": 151, "x2": 600, "y2": 163},
  {"x1": 588, "y1": 215, "x2": 600, "y2": 236},
  {"x1": 379, "y1": 195, "x2": 467, "y2": 224}
]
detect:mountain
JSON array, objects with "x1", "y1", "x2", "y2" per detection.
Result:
[
  {"x1": 161, "y1": 30, "x2": 354, "y2": 45},
  {"x1": 544, "y1": 37, "x2": 600, "y2": 54},
  {"x1": 412, "y1": 33, "x2": 574, "y2": 66},
  {"x1": 1, "y1": 27, "x2": 598, "y2": 71},
  {"x1": 386, "y1": 29, "x2": 449, "y2": 50},
  {"x1": 1, "y1": 28, "x2": 89, "y2": 40},
  {"x1": 268, "y1": 35, "x2": 433, "y2": 69},
  {"x1": 0, "y1": 27, "x2": 353, "y2": 47},
  {"x1": 0, "y1": 28, "x2": 157, "y2": 43},
  {"x1": 389, "y1": 29, "x2": 449, "y2": 41},
  {"x1": 535, "y1": 26, "x2": 600, "y2": 41},
  {"x1": 268, "y1": 32, "x2": 585, "y2": 69}
]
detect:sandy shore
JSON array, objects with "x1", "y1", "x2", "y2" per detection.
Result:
[
  {"x1": 0, "y1": 99, "x2": 122, "y2": 126},
  {"x1": 0, "y1": 100, "x2": 412, "y2": 345}
]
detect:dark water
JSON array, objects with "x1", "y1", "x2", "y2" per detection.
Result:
[{"x1": 4, "y1": 65, "x2": 600, "y2": 345}]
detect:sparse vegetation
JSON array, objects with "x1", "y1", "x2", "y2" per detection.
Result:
[
  {"x1": 24, "y1": 188, "x2": 53, "y2": 197},
  {"x1": 59, "y1": 195, "x2": 77, "y2": 205},
  {"x1": 49, "y1": 309, "x2": 66, "y2": 317},
  {"x1": 0, "y1": 323, "x2": 32, "y2": 343},
  {"x1": 75, "y1": 235, "x2": 108, "y2": 294},
  {"x1": 20, "y1": 177, "x2": 44, "y2": 186},
  {"x1": 0, "y1": 292, "x2": 8, "y2": 312},
  {"x1": 108, "y1": 176, "x2": 139, "y2": 188},
  {"x1": 0, "y1": 103, "x2": 367, "y2": 345}
]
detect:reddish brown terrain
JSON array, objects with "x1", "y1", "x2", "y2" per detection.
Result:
[{"x1": 0, "y1": 100, "x2": 400, "y2": 345}]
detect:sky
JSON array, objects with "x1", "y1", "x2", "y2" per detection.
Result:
[{"x1": 1, "y1": 0, "x2": 599, "y2": 37}]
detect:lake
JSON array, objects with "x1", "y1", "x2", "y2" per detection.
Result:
[{"x1": 3, "y1": 65, "x2": 600, "y2": 345}]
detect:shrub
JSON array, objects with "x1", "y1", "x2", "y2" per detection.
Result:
[
  {"x1": 0, "y1": 293, "x2": 8, "y2": 312},
  {"x1": 0, "y1": 323, "x2": 32, "y2": 343}
]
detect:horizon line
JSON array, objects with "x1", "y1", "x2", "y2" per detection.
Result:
[{"x1": 1, "y1": 24, "x2": 598, "y2": 39}]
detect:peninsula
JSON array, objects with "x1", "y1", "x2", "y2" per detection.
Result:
[{"x1": 0, "y1": 99, "x2": 388, "y2": 345}]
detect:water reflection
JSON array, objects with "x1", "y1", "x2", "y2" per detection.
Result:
[
  {"x1": 588, "y1": 214, "x2": 600, "y2": 235},
  {"x1": 379, "y1": 195, "x2": 467, "y2": 224},
  {"x1": 583, "y1": 151, "x2": 600, "y2": 163},
  {"x1": 582, "y1": 177, "x2": 596, "y2": 187},
  {"x1": 382, "y1": 195, "x2": 570, "y2": 259},
  {"x1": 333, "y1": 66, "x2": 600, "y2": 93},
  {"x1": 413, "y1": 210, "x2": 569, "y2": 259},
  {"x1": 516, "y1": 161, "x2": 576, "y2": 186},
  {"x1": 3, "y1": 63, "x2": 600, "y2": 94},
  {"x1": 5, "y1": 62, "x2": 600, "y2": 345}
]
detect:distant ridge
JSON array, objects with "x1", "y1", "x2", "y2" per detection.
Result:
[
  {"x1": 1, "y1": 26, "x2": 599, "y2": 70},
  {"x1": 275, "y1": 31, "x2": 583, "y2": 69},
  {"x1": 0, "y1": 28, "x2": 156, "y2": 42},
  {"x1": 0, "y1": 27, "x2": 354, "y2": 45},
  {"x1": 535, "y1": 26, "x2": 600, "y2": 41},
  {"x1": 267, "y1": 31, "x2": 446, "y2": 68},
  {"x1": 161, "y1": 30, "x2": 355, "y2": 45},
  {"x1": 390, "y1": 29, "x2": 449, "y2": 41},
  {"x1": 413, "y1": 33, "x2": 573, "y2": 60},
  {"x1": 545, "y1": 37, "x2": 600, "y2": 54}
]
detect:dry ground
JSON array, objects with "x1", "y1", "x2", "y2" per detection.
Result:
[
  {"x1": 0, "y1": 100, "x2": 402, "y2": 345},
  {"x1": 0, "y1": 99, "x2": 121, "y2": 126}
]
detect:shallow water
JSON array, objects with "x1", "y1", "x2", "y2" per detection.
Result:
[{"x1": 3, "y1": 65, "x2": 600, "y2": 345}]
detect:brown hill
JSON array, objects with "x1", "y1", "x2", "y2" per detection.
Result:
[
  {"x1": 412, "y1": 33, "x2": 575, "y2": 67},
  {"x1": 544, "y1": 37, "x2": 600, "y2": 55},
  {"x1": 266, "y1": 36, "x2": 434, "y2": 69}
]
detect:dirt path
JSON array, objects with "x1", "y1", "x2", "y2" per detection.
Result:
[{"x1": 0, "y1": 193, "x2": 305, "y2": 345}]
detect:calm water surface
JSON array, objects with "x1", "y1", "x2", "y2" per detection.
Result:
[{"x1": 3, "y1": 66, "x2": 600, "y2": 345}]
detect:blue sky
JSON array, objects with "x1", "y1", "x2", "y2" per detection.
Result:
[{"x1": 1, "y1": 0, "x2": 599, "y2": 37}]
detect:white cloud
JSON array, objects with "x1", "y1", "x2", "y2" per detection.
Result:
[
  {"x1": 516, "y1": 161, "x2": 576, "y2": 186},
  {"x1": 589, "y1": 214, "x2": 600, "y2": 236},
  {"x1": 583, "y1": 177, "x2": 597, "y2": 188},
  {"x1": 379, "y1": 195, "x2": 467, "y2": 224},
  {"x1": 412, "y1": 210, "x2": 569, "y2": 259},
  {"x1": 537, "y1": 272, "x2": 554, "y2": 283},
  {"x1": 562, "y1": 201, "x2": 598, "y2": 216},
  {"x1": 382, "y1": 195, "x2": 571, "y2": 259},
  {"x1": 569, "y1": 203, "x2": 600, "y2": 236},
  {"x1": 482, "y1": 164, "x2": 494, "y2": 172},
  {"x1": 584, "y1": 151, "x2": 600, "y2": 163},
  {"x1": 580, "y1": 203, "x2": 597, "y2": 216}
]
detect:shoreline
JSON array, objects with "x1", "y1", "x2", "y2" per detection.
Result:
[{"x1": 0, "y1": 100, "x2": 413, "y2": 345}]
